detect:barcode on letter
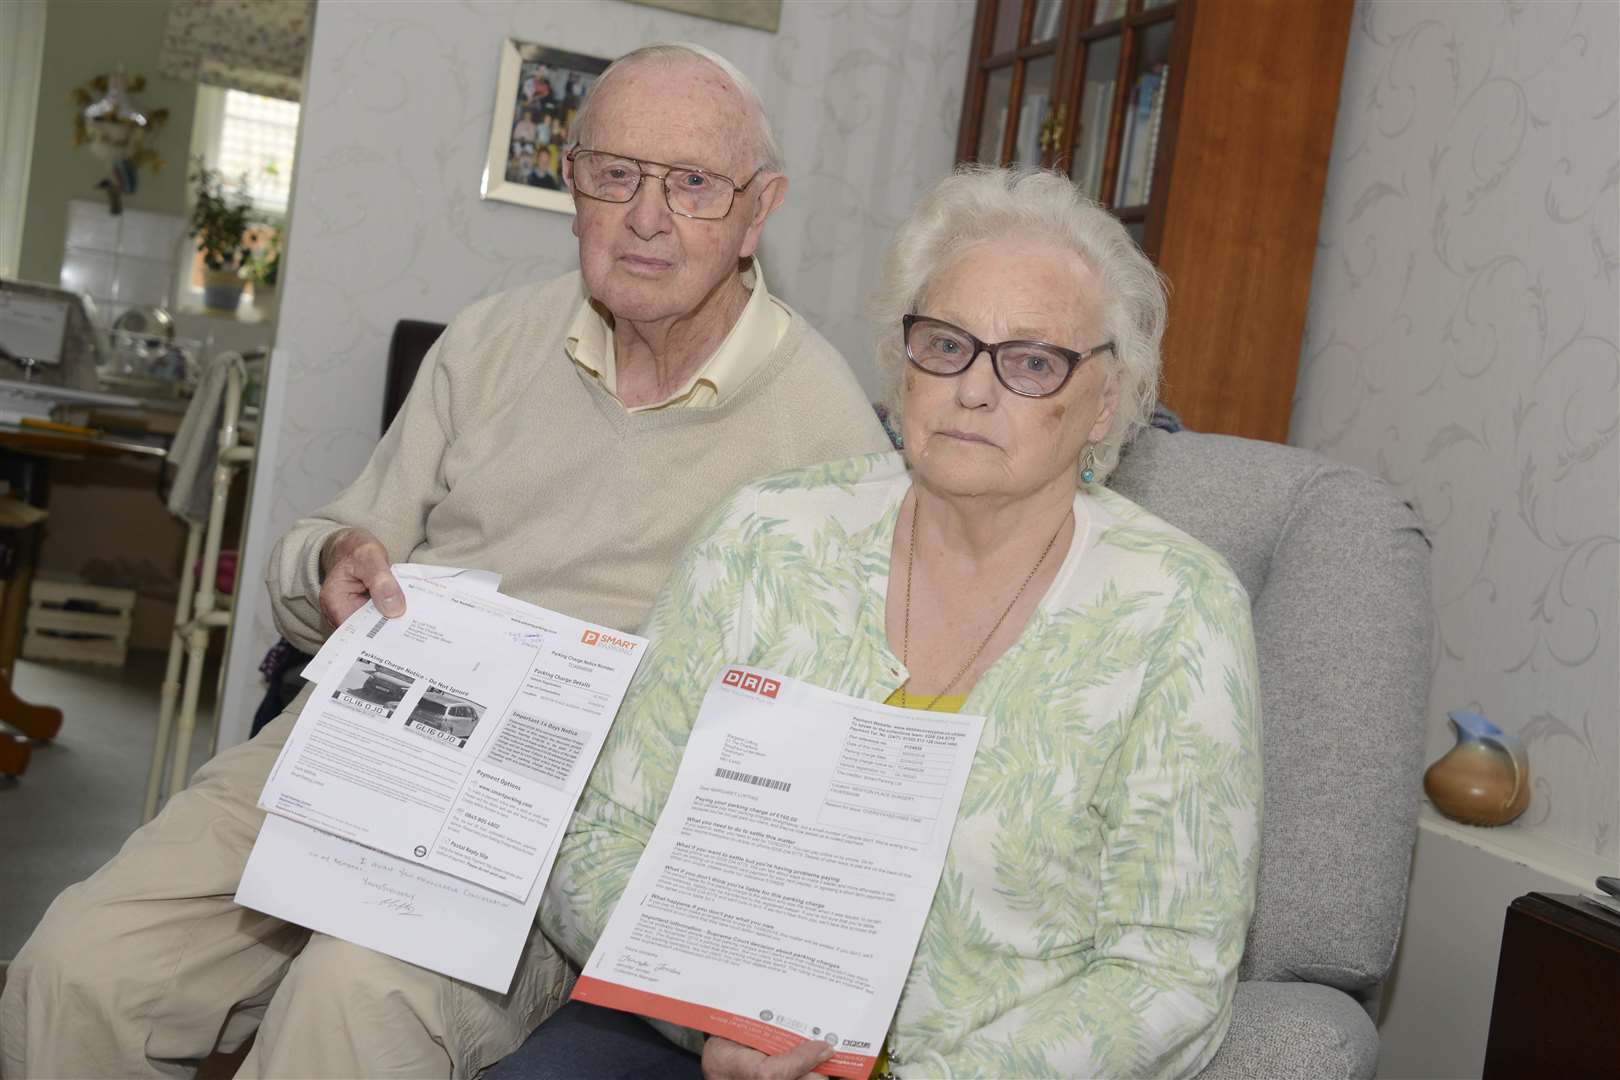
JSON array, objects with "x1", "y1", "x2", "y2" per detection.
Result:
[
  {"x1": 365, "y1": 615, "x2": 388, "y2": 639},
  {"x1": 714, "y1": 767, "x2": 791, "y2": 792}
]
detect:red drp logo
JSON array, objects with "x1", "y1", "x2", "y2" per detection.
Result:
[{"x1": 722, "y1": 668, "x2": 780, "y2": 699}]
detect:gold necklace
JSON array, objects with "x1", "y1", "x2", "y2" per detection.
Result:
[{"x1": 898, "y1": 494, "x2": 1070, "y2": 710}]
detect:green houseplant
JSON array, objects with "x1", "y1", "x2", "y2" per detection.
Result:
[{"x1": 188, "y1": 159, "x2": 255, "y2": 312}]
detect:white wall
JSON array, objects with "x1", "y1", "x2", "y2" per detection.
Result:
[
  {"x1": 0, "y1": 0, "x2": 46, "y2": 278},
  {"x1": 1296, "y1": 3, "x2": 1619, "y2": 1074},
  {"x1": 1295, "y1": 0, "x2": 1618, "y2": 861},
  {"x1": 218, "y1": 0, "x2": 973, "y2": 745}
]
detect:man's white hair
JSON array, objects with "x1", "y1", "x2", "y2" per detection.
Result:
[
  {"x1": 572, "y1": 42, "x2": 785, "y2": 173},
  {"x1": 869, "y1": 166, "x2": 1167, "y2": 485}
]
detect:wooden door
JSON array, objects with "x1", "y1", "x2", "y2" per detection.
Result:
[{"x1": 1151, "y1": 0, "x2": 1353, "y2": 441}]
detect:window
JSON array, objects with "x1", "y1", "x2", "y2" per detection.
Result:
[
  {"x1": 184, "y1": 86, "x2": 300, "y2": 304},
  {"x1": 192, "y1": 86, "x2": 300, "y2": 216}
]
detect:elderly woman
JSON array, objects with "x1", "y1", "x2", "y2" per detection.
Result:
[{"x1": 509, "y1": 167, "x2": 1262, "y2": 1079}]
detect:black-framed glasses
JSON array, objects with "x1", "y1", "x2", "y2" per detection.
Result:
[
  {"x1": 566, "y1": 148, "x2": 761, "y2": 220},
  {"x1": 903, "y1": 315, "x2": 1116, "y2": 399}
]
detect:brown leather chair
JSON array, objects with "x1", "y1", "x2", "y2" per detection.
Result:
[{"x1": 382, "y1": 319, "x2": 447, "y2": 434}]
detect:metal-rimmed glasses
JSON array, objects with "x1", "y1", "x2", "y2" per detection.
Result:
[
  {"x1": 565, "y1": 148, "x2": 762, "y2": 220},
  {"x1": 902, "y1": 314, "x2": 1116, "y2": 399}
]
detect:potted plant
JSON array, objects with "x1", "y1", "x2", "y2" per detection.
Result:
[
  {"x1": 247, "y1": 228, "x2": 281, "y2": 315},
  {"x1": 188, "y1": 160, "x2": 255, "y2": 312}
]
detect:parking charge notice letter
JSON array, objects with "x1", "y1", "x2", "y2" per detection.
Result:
[
  {"x1": 255, "y1": 574, "x2": 645, "y2": 902},
  {"x1": 572, "y1": 667, "x2": 983, "y2": 1079}
]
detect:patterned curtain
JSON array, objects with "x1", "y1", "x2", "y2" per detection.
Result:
[{"x1": 159, "y1": 0, "x2": 315, "y2": 102}]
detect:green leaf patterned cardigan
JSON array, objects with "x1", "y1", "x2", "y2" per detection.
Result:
[{"x1": 540, "y1": 452, "x2": 1262, "y2": 1078}]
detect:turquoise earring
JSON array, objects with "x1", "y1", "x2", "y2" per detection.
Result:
[{"x1": 1081, "y1": 445, "x2": 1097, "y2": 485}]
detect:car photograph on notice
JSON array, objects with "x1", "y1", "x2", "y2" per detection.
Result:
[
  {"x1": 403, "y1": 688, "x2": 486, "y2": 747},
  {"x1": 354, "y1": 668, "x2": 412, "y2": 707},
  {"x1": 332, "y1": 659, "x2": 415, "y2": 719}
]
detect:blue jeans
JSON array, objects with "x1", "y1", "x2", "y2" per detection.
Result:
[{"x1": 486, "y1": 1001, "x2": 704, "y2": 1080}]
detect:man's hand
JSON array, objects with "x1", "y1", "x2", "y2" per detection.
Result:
[
  {"x1": 319, "y1": 527, "x2": 404, "y2": 629},
  {"x1": 702, "y1": 1036, "x2": 836, "y2": 1080}
]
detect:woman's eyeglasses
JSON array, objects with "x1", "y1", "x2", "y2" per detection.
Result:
[{"x1": 902, "y1": 315, "x2": 1115, "y2": 399}]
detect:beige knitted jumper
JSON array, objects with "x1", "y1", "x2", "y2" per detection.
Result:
[{"x1": 266, "y1": 271, "x2": 890, "y2": 652}]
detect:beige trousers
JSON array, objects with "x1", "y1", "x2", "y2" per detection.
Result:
[{"x1": 0, "y1": 688, "x2": 574, "y2": 1079}]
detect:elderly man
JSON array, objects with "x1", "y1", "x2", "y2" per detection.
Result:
[{"x1": 0, "y1": 43, "x2": 888, "y2": 1080}]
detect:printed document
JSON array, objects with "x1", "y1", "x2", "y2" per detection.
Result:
[
  {"x1": 257, "y1": 572, "x2": 646, "y2": 900},
  {"x1": 298, "y1": 563, "x2": 504, "y2": 684},
  {"x1": 238, "y1": 567, "x2": 644, "y2": 991},
  {"x1": 238, "y1": 814, "x2": 547, "y2": 992},
  {"x1": 571, "y1": 667, "x2": 983, "y2": 1079}
]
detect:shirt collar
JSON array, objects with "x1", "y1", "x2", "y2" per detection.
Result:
[{"x1": 565, "y1": 261, "x2": 788, "y2": 411}]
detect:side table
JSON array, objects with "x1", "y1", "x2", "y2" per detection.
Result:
[{"x1": 1482, "y1": 891, "x2": 1620, "y2": 1078}]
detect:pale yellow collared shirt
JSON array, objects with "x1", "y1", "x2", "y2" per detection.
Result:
[{"x1": 565, "y1": 263, "x2": 791, "y2": 411}]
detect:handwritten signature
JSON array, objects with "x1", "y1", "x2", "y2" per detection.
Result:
[{"x1": 371, "y1": 897, "x2": 423, "y2": 917}]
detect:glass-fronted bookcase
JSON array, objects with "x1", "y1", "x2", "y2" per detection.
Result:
[
  {"x1": 954, "y1": 0, "x2": 1356, "y2": 442},
  {"x1": 957, "y1": 0, "x2": 1188, "y2": 258}
]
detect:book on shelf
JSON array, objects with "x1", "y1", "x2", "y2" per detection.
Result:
[
  {"x1": 1075, "y1": 82, "x2": 1114, "y2": 198},
  {"x1": 981, "y1": 104, "x2": 1009, "y2": 163},
  {"x1": 1115, "y1": 64, "x2": 1164, "y2": 207},
  {"x1": 1032, "y1": 0, "x2": 1063, "y2": 40},
  {"x1": 1142, "y1": 64, "x2": 1169, "y2": 203},
  {"x1": 1094, "y1": 0, "x2": 1127, "y2": 23}
]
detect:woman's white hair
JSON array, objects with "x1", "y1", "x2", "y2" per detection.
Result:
[
  {"x1": 870, "y1": 166, "x2": 1167, "y2": 485},
  {"x1": 572, "y1": 42, "x2": 785, "y2": 173}
]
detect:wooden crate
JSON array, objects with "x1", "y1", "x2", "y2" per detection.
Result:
[{"x1": 23, "y1": 578, "x2": 135, "y2": 666}]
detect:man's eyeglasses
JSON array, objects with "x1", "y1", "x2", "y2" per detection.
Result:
[
  {"x1": 903, "y1": 315, "x2": 1116, "y2": 399},
  {"x1": 566, "y1": 148, "x2": 761, "y2": 220}
]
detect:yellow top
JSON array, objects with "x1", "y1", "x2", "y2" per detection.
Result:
[
  {"x1": 564, "y1": 262, "x2": 790, "y2": 411},
  {"x1": 882, "y1": 686, "x2": 967, "y2": 713}
]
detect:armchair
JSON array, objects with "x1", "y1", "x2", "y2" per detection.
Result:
[{"x1": 1109, "y1": 426, "x2": 1433, "y2": 1079}]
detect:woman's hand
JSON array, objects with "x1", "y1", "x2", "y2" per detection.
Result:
[
  {"x1": 701, "y1": 1035, "x2": 836, "y2": 1080},
  {"x1": 319, "y1": 527, "x2": 404, "y2": 629}
]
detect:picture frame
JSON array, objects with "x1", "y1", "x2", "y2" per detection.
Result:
[
  {"x1": 480, "y1": 39, "x2": 612, "y2": 214},
  {"x1": 622, "y1": 0, "x2": 781, "y2": 33}
]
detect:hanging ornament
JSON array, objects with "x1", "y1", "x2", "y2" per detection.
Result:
[{"x1": 72, "y1": 70, "x2": 169, "y2": 215}]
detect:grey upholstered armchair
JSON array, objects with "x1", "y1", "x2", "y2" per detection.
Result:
[{"x1": 1110, "y1": 426, "x2": 1433, "y2": 1079}]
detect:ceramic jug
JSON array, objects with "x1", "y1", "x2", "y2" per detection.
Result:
[{"x1": 1423, "y1": 710, "x2": 1530, "y2": 827}]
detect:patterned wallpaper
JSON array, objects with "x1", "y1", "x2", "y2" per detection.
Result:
[
  {"x1": 217, "y1": 0, "x2": 973, "y2": 742},
  {"x1": 1292, "y1": 0, "x2": 1618, "y2": 859}
]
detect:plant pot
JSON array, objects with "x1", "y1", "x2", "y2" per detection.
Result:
[{"x1": 202, "y1": 267, "x2": 244, "y2": 313}]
